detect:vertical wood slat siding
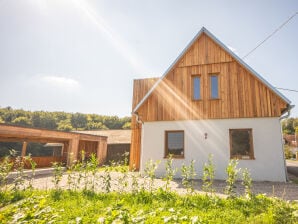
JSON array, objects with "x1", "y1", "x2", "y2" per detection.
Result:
[
  {"x1": 130, "y1": 78, "x2": 158, "y2": 170},
  {"x1": 137, "y1": 64, "x2": 287, "y2": 121},
  {"x1": 134, "y1": 33, "x2": 287, "y2": 122}
]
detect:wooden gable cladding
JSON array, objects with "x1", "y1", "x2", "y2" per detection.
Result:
[
  {"x1": 178, "y1": 33, "x2": 233, "y2": 67},
  {"x1": 135, "y1": 62, "x2": 287, "y2": 122},
  {"x1": 132, "y1": 78, "x2": 159, "y2": 109}
]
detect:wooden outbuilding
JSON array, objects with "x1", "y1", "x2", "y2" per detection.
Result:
[
  {"x1": 74, "y1": 130, "x2": 131, "y2": 164},
  {"x1": 0, "y1": 124, "x2": 107, "y2": 167}
]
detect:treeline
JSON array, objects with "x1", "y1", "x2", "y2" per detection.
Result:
[
  {"x1": 0, "y1": 106, "x2": 131, "y2": 131},
  {"x1": 281, "y1": 117, "x2": 298, "y2": 134}
]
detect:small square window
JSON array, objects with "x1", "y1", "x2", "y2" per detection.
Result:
[
  {"x1": 165, "y1": 131, "x2": 184, "y2": 158},
  {"x1": 229, "y1": 129, "x2": 254, "y2": 160},
  {"x1": 192, "y1": 76, "x2": 201, "y2": 100},
  {"x1": 210, "y1": 75, "x2": 219, "y2": 99}
]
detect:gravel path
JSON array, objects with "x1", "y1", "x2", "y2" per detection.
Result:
[{"x1": 19, "y1": 171, "x2": 298, "y2": 201}]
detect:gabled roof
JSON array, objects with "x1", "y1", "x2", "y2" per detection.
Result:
[{"x1": 133, "y1": 27, "x2": 291, "y2": 113}]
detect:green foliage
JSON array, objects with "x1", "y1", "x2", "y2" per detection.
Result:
[
  {"x1": 51, "y1": 162, "x2": 64, "y2": 190},
  {"x1": 32, "y1": 111, "x2": 57, "y2": 129},
  {"x1": 57, "y1": 119, "x2": 73, "y2": 131},
  {"x1": 102, "y1": 166, "x2": 112, "y2": 193},
  {"x1": 181, "y1": 160, "x2": 196, "y2": 193},
  {"x1": 12, "y1": 155, "x2": 27, "y2": 191},
  {"x1": 0, "y1": 194, "x2": 59, "y2": 223},
  {"x1": 71, "y1": 112, "x2": 88, "y2": 130},
  {"x1": 282, "y1": 117, "x2": 298, "y2": 134},
  {"x1": 0, "y1": 154, "x2": 298, "y2": 223},
  {"x1": 163, "y1": 154, "x2": 177, "y2": 191},
  {"x1": 242, "y1": 168, "x2": 252, "y2": 198},
  {"x1": 284, "y1": 145, "x2": 294, "y2": 159},
  {"x1": 144, "y1": 159, "x2": 160, "y2": 192},
  {"x1": 0, "y1": 106, "x2": 131, "y2": 131},
  {"x1": 202, "y1": 154, "x2": 215, "y2": 193},
  {"x1": 225, "y1": 159, "x2": 241, "y2": 197},
  {"x1": 88, "y1": 153, "x2": 99, "y2": 191},
  {"x1": 11, "y1": 116, "x2": 31, "y2": 126},
  {"x1": 1, "y1": 191, "x2": 297, "y2": 223},
  {"x1": 122, "y1": 121, "x2": 131, "y2": 129},
  {"x1": 0, "y1": 154, "x2": 13, "y2": 190}
]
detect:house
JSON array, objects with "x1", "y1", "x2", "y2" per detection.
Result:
[
  {"x1": 130, "y1": 27, "x2": 293, "y2": 182},
  {"x1": 74, "y1": 130, "x2": 131, "y2": 164}
]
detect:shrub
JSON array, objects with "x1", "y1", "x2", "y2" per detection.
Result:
[
  {"x1": 144, "y1": 159, "x2": 160, "y2": 192},
  {"x1": 242, "y1": 168, "x2": 252, "y2": 198},
  {"x1": 0, "y1": 154, "x2": 13, "y2": 190},
  {"x1": 52, "y1": 162, "x2": 64, "y2": 190},
  {"x1": 202, "y1": 154, "x2": 215, "y2": 193},
  {"x1": 181, "y1": 160, "x2": 196, "y2": 193},
  {"x1": 163, "y1": 154, "x2": 177, "y2": 191},
  {"x1": 225, "y1": 159, "x2": 240, "y2": 197}
]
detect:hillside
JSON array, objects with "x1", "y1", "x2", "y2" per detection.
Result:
[{"x1": 0, "y1": 106, "x2": 131, "y2": 131}]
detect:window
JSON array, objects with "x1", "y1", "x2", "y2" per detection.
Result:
[
  {"x1": 210, "y1": 75, "x2": 219, "y2": 99},
  {"x1": 165, "y1": 130, "x2": 184, "y2": 158},
  {"x1": 229, "y1": 129, "x2": 254, "y2": 160},
  {"x1": 192, "y1": 76, "x2": 201, "y2": 100}
]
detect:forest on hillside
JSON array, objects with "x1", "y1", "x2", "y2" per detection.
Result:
[{"x1": 0, "y1": 106, "x2": 131, "y2": 131}]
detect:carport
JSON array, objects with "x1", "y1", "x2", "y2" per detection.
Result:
[{"x1": 0, "y1": 124, "x2": 107, "y2": 167}]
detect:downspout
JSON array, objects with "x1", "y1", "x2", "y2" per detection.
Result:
[
  {"x1": 279, "y1": 104, "x2": 295, "y2": 182},
  {"x1": 133, "y1": 112, "x2": 144, "y2": 125},
  {"x1": 279, "y1": 105, "x2": 295, "y2": 120}
]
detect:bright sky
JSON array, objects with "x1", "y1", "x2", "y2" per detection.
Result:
[{"x1": 0, "y1": 0, "x2": 297, "y2": 117}]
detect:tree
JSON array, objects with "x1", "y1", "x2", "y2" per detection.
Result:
[
  {"x1": 12, "y1": 116, "x2": 31, "y2": 126},
  {"x1": 122, "y1": 122, "x2": 131, "y2": 129},
  {"x1": 71, "y1": 113, "x2": 87, "y2": 130},
  {"x1": 57, "y1": 119, "x2": 73, "y2": 131},
  {"x1": 86, "y1": 121, "x2": 108, "y2": 130},
  {"x1": 282, "y1": 118, "x2": 295, "y2": 134},
  {"x1": 31, "y1": 112, "x2": 57, "y2": 130}
]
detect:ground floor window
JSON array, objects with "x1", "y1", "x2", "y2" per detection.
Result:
[
  {"x1": 165, "y1": 130, "x2": 184, "y2": 158},
  {"x1": 229, "y1": 129, "x2": 254, "y2": 159}
]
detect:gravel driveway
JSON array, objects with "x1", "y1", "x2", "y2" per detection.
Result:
[{"x1": 25, "y1": 171, "x2": 298, "y2": 201}]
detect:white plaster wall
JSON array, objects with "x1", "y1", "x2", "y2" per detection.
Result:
[{"x1": 140, "y1": 117, "x2": 286, "y2": 182}]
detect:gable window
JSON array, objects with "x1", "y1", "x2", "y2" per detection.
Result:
[
  {"x1": 192, "y1": 76, "x2": 201, "y2": 100},
  {"x1": 210, "y1": 75, "x2": 219, "y2": 99},
  {"x1": 229, "y1": 129, "x2": 254, "y2": 160},
  {"x1": 165, "y1": 130, "x2": 184, "y2": 158}
]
